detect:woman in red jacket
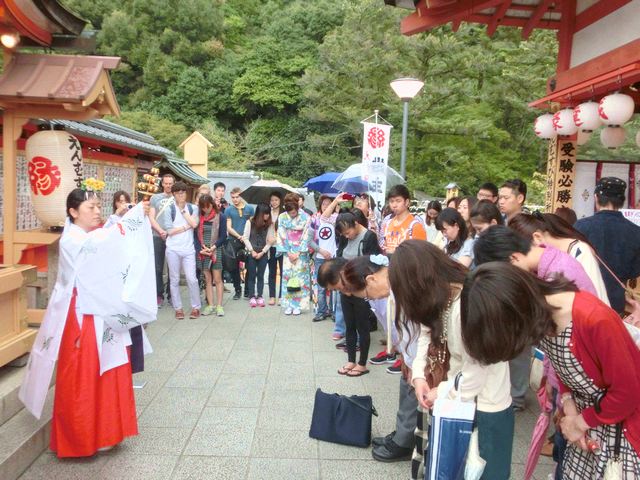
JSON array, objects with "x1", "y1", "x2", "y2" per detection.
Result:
[{"x1": 461, "y1": 262, "x2": 640, "y2": 479}]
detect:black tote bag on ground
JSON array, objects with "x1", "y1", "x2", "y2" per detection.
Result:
[{"x1": 309, "y1": 389, "x2": 378, "y2": 448}]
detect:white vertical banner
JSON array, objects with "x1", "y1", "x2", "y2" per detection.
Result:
[{"x1": 361, "y1": 122, "x2": 392, "y2": 212}]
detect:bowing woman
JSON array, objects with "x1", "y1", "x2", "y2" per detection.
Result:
[
  {"x1": 462, "y1": 263, "x2": 640, "y2": 479},
  {"x1": 20, "y1": 187, "x2": 156, "y2": 457}
]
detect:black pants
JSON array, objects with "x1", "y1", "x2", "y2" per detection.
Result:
[
  {"x1": 231, "y1": 263, "x2": 242, "y2": 294},
  {"x1": 246, "y1": 255, "x2": 268, "y2": 298},
  {"x1": 153, "y1": 235, "x2": 169, "y2": 298},
  {"x1": 268, "y1": 247, "x2": 283, "y2": 299},
  {"x1": 340, "y1": 293, "x2": 371, "y2": 366}
]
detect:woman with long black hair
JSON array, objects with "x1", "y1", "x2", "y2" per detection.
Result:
[{"x1": 243, "y1": 203, "x2": 275, "y2": 308}]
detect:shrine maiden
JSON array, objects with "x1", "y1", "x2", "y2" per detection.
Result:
[{"x1": 19, "y1": 187, "x2": 157, "y2": 457}]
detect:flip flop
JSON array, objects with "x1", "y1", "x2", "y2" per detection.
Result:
[
  {"x1": 346, "y1": 369, "x2": 369, "y2": 377},
  {"x1": 338, "y1": 365, "x2": 355, "y2": 375}
]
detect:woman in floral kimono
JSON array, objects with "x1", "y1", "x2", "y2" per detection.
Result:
[
  {"x1": 276, "y1": 193, "x2": 311, "y2": 315},
  {"x1": 20, "y1": 186, "x2": 156, "y2": 457}
]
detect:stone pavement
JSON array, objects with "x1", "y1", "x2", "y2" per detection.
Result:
[{"x1": 20, "y1": 289, "x2": 555, "y2": 479}]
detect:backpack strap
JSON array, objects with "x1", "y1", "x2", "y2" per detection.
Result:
[{"x1": 171, "y1": 203, "x2": 194, "y2": 221}]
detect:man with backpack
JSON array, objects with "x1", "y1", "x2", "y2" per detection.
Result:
[{"x1": 166, "y1": 181, "x2": 201, "y2": 319}]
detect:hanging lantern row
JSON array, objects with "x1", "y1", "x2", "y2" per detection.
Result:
[{"x1": 533, "y1": 93, "x2": 637, "y2": 147}]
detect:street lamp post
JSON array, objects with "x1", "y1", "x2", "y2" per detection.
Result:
[{"x1": 390, "y1": 77, "x2": 424, "y2": 179}]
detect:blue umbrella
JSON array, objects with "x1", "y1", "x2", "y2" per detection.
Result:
[{"x1": 304, "y1": 172, "x2": 367, "y2": 195}]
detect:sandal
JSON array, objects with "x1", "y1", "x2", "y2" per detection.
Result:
[
  {"x1": 338, "y1": 364, "x2": 356, "y2": 375},
  {"x1": 346, "y1": 368, "x2": 369, "y2": 377}
]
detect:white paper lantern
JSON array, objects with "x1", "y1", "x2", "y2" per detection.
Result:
[
  {"x1": 577, "y1": 129, "x2": 592, "y2": 146},
  {"x1": 573, "y1": 101, "x2": 601, "y2": 132},
  {"x1": 598, "y1": 93, "x2": 635, "y2": 126},
  {"x1": 534, "y1": 113, "x2": 557, "y2": 139},
  {"x1": 26, "y1": 129, "x2": 84, "y2": 227},
  {"x1": 600, "y1": 126, "x2": 626, "y2": 149},
  {"x1": 552, "y1": 109, "x2": 578, "y2": 136}
]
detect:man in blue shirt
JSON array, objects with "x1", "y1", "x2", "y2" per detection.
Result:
[
  {"x1": 575, "y1": 177, "x2": 640, "y2": 315},
  {"x1": 226, "y1": 187, "x2": 255, "y2": 299}
]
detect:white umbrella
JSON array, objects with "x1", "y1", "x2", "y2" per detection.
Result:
[
  {"x1": 331, "y1": 163, "x2": 405, "y2": 194},
  {"x1": 240, "y1": 179, "x2": 298, "y2": 205}
]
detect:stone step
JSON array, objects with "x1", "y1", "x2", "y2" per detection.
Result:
[
  {"x1": 0, "y1": 366, "x2": 25, "y2": 426},
  {"x1": 0, "y1": 387, "x2": 53, "y2": 480}
]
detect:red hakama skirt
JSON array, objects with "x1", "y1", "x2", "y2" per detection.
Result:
[{"x1": 50, "y1": 292, "x2": 138, "y2": 457}]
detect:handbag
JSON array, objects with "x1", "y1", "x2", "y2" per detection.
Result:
[
  {"x1": 309, "y1": 389, "x2": 378, "y2": 448},
  {"x1": 426, "y1": 373, "x2": 476, "y2": 480},
  {"x1": 424, "y1": 299, "x2": 453, "y2": 389},
  {"x1": 221, "y1": 239, "x2": 238, "y2": 272}
]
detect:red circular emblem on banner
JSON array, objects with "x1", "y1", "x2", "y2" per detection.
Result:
[
  {"x1": 367, "y1": 127, "x2": 386, "y2": 149},
  {"x1": 28, "y1": 156, "x2": 62, "y2": 196}
]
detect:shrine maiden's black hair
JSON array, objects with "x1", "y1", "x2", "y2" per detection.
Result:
[{"x1": 67, "y1": 188, "x2": 94, "y2": 222}]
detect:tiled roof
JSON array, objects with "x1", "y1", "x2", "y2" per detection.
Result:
[
  {"x1": 158, "y1": 156, "x2": 209, "y2": 185},
  {"x1": 45, "y1": 119, "x2": 175, "y2": 157}
]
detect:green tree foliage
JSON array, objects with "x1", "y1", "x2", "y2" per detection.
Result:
[{"x1": 63, "y1": 0, "x2": 560, "y2": 197}]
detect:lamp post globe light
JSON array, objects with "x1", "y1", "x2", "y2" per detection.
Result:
[{"x1": 390, "y1": 77, "x2": 424, "y2": 179}]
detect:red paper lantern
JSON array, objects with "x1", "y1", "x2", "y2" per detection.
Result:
[{"x1": 26, "y1": 130, "x2": 84, "y2": 227}]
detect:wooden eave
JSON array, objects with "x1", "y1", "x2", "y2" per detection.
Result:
[
  {"x1": 1, "y1": 0, "x2": 88, "y2": 46},
  {"x1": 0, "y1": 53, "x2": 121, "y2": 120},
  {"x1": 393, "y1": 0, "x2": 633, "y2": 39}
]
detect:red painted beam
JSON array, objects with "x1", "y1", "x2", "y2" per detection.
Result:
[
  {"x1": 522, "y1": 0, "x2": 555, "y2": 39},
  {"x1": 4, "y1": 0, "x2": 52, "y2": 46},
  {"x1": 487, "y1": 1, "x2": 511, "y2": 36},
  {"x1": 557, "y1": 0, "x2": 576, "y2": 72},
  {"x1": 467, "y1": 13, "x2": 561, "y2": 30},
  {"x1": 575, "y1": 0, "x2": 633, "y2": 32},
  {"x1": 401, "y1": 0, "x2": 505, "y2": 35},
  {"x1": 528, "y1": 62, "x2": 640, "y2": 108}
]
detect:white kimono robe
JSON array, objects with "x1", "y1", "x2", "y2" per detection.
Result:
[{"x1": 20, "y1": 204, "x2": 157, "y2": 418}]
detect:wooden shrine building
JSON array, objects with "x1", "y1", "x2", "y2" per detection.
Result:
[{"x1": 384, "y1": 0, "x2": 640, "y2": 215}]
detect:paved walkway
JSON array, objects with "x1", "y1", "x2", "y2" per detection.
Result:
[{"x1": 20, "y1": 289, "x2": 554, "y2": 479}]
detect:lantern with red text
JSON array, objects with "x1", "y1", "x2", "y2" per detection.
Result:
[
  {"x1": 573, "y1": 101, "x2": 601, "y2": 132},
  {"x1": 26, "y1": 130, "x2": 84, "y2": 227},
  {"x1": 553, "y1": 109, "x2": 578, "y2": 136},
  {"x1": 534, "y1": 114, "x2": 556, "y2": 139},
  {"x1": 599, "y1": 93, "x2": 635, "y2": 126},
  {"x1": 600, "y1": 126, "x2": 626, "y2": 149}
]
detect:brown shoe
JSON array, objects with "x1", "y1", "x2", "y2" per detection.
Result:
[
  {"x1": 175, "y1": 309, "x2": 185, "y2": 320},
  {"x1": 190, "y1": 308, "x2": 200, "y2": 319}
]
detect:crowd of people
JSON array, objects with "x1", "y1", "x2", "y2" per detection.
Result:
[
  {"x1": 313, "y1": 176, "x2": 640, "y2": 479},
  {"x1": 20, "y1": 171, "x2": 640, "y2": 480}
]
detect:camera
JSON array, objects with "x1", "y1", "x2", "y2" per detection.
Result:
[{"x1": 127, "y1": 204, "x2": 134, "y2": 209}]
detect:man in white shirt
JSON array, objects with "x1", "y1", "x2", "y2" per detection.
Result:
[{"x1": 165, "y1": 182, "x2": 200, "y2": 319}]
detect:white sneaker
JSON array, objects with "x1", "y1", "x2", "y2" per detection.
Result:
[
  {"x1": 292, "y1": 308, "x2": 301, "y2": 316},
  {"x1": 284, "y1": 307, "x2": 293, "y2": 315}
]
